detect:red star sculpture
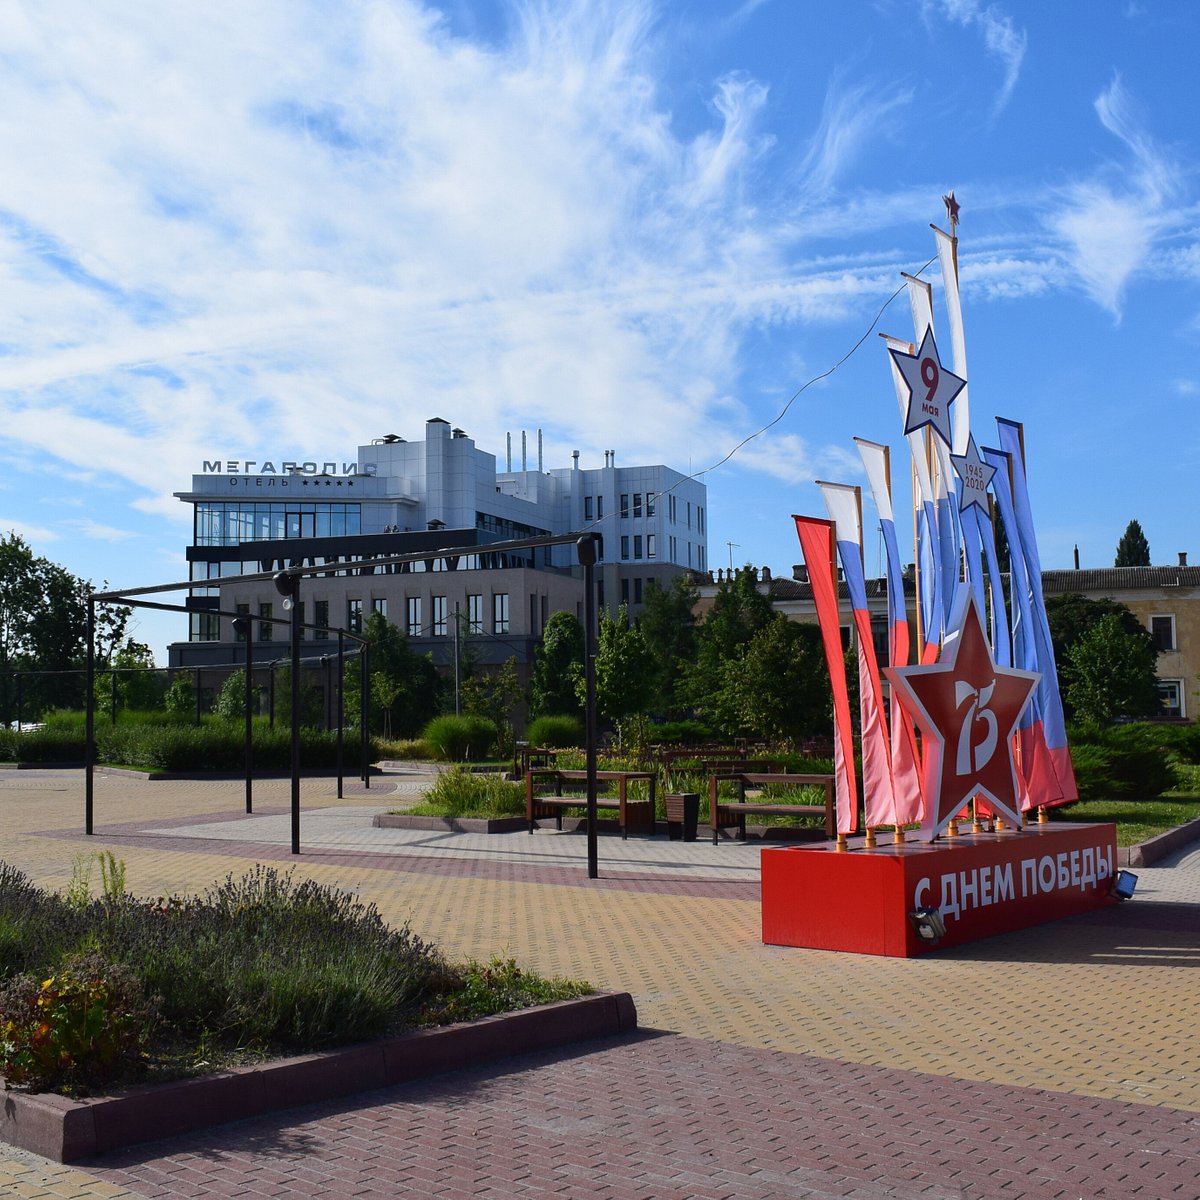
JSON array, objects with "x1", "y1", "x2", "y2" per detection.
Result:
[
  {"x1": 885, "y1": 590, "x2": 1038, "y2": 841},
  {"x1": 943, "y1": 191, "x2": 960, "y2": 225}
]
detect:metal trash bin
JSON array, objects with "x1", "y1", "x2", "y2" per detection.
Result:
[{"x1": 665, "y1": 792, "x2": 699, "y2": 842}]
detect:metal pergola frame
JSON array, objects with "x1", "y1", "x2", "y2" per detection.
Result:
[{"x1": 85, "y1": 531, "x2": 602, "y2": 864}]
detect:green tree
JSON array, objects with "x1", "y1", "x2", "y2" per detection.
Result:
[
  {"x1": 529, "y1": 611, "x2": 584, "y2": 718},
  {"x1": 273, "y1": 664, "x2": 323, "y2": 729},
  {"x1": 637, "y1": 576, "x2": 697, "y2": 718},
  {"x1": 681, "y1": 567, "x2": 773, "y2": 719},
  {"x1": 163, "y1": 674, "x2": 195, "y2": 719},
  {"x1": 214, "y1": 668, "x2": 255, "y2": 721},
  {"x1": 459, "y1": 658, "x2": 524, "y2": 757},
  {"x1": 0, "y1": 533, "x2": 132, "y2": 720},
  {"x1": 1045, "y1": 593, "x2": 1151, "y2": 670},
  {"x1": 1063, "y1": 612, "x2": 1161, "y2": 724},
  {"x1": 347, "y1": 610, "x2": 443, "y2": 738},
  {"x1": 1114, "y1": 519, "x2": 1151, "y2": 567},
  {"x1": 575, "y1": 604, "x2": 654, "y2": 740},
  {"x1": 95, "y1": 639, "x2": 164, "y2": 714}
]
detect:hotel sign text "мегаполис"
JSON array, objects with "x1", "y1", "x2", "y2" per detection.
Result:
[{"x1": 201, "y1": 461, "x2": 377, "y2": 476}]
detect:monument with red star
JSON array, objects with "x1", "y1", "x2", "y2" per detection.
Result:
[{"x1": 886, "y1": 590, "x2": 1038, "y2": 841}]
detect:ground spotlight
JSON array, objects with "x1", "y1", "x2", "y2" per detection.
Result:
[
  {"x1": 1111, "y1": 870, "x2": 1138, "y2": 901},
  {"x1": 909, "y1": 907, "x2": 946, "y2": 944}
]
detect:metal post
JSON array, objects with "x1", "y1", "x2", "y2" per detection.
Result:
[
  {"x1": 361, "y1": 642, "x2": 371, "y2": 789},
  {"x1": 85, "y1": 602, "x2": 95, "y2": 835},
  {"x1": 14, "y1": 674, "x2": 21, "y2": 733},
  {"x1": 289, "y1": 590, "x2": 301, "y2": 854},
  {"x1": 110, "y1": 669, "x2": 117, "y2": 726},
  {"x1": 322, "y1": 656, "x2": 332, "y2": 732},
  {"x1": 336, "y1": 630, "x2": 345, "y2": 799},
  {"x1": 453, "y1": 601, "x2": 461, "y2": 715},
  {"x1": 268, "y1": 663, "x2": 276, "y2": 729},
  {"x1": 233, "y1": 617, "x2": 253, "y2": 814},
  {"x1": 577, "y1": 535, "x2": 599, "y2": 879},
  {"x1": 271, "y1": 570, "x2": 303, "y2": 855},
  {"x1": 193, "y1": 667, "x2": 201, "y2": 726}
]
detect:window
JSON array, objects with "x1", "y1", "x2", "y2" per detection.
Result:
[
  {"x1": 620, "y1": 494, "x2": 629, "y2": 518},
  {"x1": 347, "y1": 598, "x2": 363, "y2": 634},
  {"x1": 872, "y1": 620, "x2": 889, "y2": 667},
  {"x1": 668, "y1": 494, "x2": 676, "y2": 522},
  {"x1": 698, "y1": 506, "x2": 705, "y2": 534},
  {"x1": 596, "y1": 494, "x2": 603, "y2": 519},
  {"x1": 634, "y1": 578, "x2": 643, "y2": 604},
  {"x1": 468, "y1": 593, "x2": 483, "y2": 633},
  {"x1": 432, "y1": 596, "x2": 447, "y2": 636},
  {"x1": 634, "y1": 535, "x2": 643, "y2": 560},
  {"x1": 633, "y1": 493, "x2": 642, "y2": 518},
  {"x1": 372, "y1": 597, "x2": 387, "y2": 618},
  {"x1": 529, "y1": 593, "x2": 539, "y2": 636},
  {"x1": 1150, "y1": 614, "x2": 1176, "y2": 652},
  {"x1": 621, "y1": 535, "x2": 630, "y2": 560},
  {"x1": 646, "y1": 491, "x2": 655, "y2": 516},
  {"x1": 406, "y1": 596, "x2": 422, "y2": 637},
  {"x1": 1158, "y1": 679, "x2": 1185, "y2": 719},
  {"x1": 234, "y1": 603, "x2": 249, "y2": 642},
  {"x1": 584, "y1": 496, "x2": 593, "y2": 521},
  {"x1": 621, "y1": 578, "x2": 630, "y2": 604},
  {"x1": 687, "y1": 501, "x2": 692, "y2": 528},
  {"x1": 259, "y1": 602, "x2": 273, "y2": 643},
  {"x1": 493, "y1": 592, "x2": 509, "y2": 634},
  {"x1": 839, "y1": 625, "x2": 852, "y2": 652},
  {"x1": 314, "y1": 599, "x2": 329, "y2": 639},
  {"x1": 647, "y1": 534, "x2": 656, "y2": 559}
]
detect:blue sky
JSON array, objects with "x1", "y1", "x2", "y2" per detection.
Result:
[{"x1": 1, "y1": 0, "x2": 1198, "y2": 661}]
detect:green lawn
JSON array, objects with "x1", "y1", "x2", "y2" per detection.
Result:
[{"x1": 1049, "y1": 794, "x2": 1200, "y2": 848}]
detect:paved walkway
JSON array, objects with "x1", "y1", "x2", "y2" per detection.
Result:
[{"x1": 0, "y1": 768, "x2": 1198, "y2": 1198}]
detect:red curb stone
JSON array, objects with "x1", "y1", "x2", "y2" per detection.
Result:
[{"x1": 0, "y1": 991, "x2": 636, "y2": 1163}]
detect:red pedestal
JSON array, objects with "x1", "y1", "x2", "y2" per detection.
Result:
[{"x1": 761, "y1": 823, "x2": 1119, "y2": 957}]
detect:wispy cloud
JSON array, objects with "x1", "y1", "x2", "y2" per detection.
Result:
[
  {"x1": 928, "y1": 0, "x2": 1026, "y2": 115},
  {"x1": 800, "y1": 75, "x2": 913, "y2": 195},
  {"x1": 1049, "y1": 75, "x2": 1182, "y2": 316}
]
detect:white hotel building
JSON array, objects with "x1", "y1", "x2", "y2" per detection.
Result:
[{"x1": 168, "y1": 417, "x2": 708, "y2": 674}]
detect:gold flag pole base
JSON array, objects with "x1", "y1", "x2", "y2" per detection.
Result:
[
  {"x1": 836, "y1": 834, "x2": 848, "y2": 853},
  {"x1": 864, "y1": 827, "x2": 877, "y2": 849},
  {"x1": 892, "y1": 826, "x2": 905, "y2": 844},
  {"x1": 946, "y1": 819, "x2": 959, "y2": 837},
  {"x1": 994, "y1": 816, "x2": 1006, "y2": 832},
  {"x1": 972, "y1": 798, "x2": 983, "y2": 833},
  {"x1": 1038, "y1": 806, "x2": 1049, "y2": 824}
]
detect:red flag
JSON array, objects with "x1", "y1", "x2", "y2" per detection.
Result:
[{"x1": 793, "y1": 515, "x2": 857, "y2": 834}]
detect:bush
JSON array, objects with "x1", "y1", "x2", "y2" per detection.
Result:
[
  {"x1": 375, "y1": 738, "x2": 436, "y2": 761},
  {"x1": 0, "y1": 951, "x2": 153, "y2": 1094},
  {"x1": 646, "y1": 720, "x2": 713, "y2": 745},
  {"x1": 422, "y1": 766, "x2": 525, "y2": 819},
  {"x1": 1067, "y1": 723, "x2": 1176, "y2": 801},
  {"x1": 525, "y1": 715, "x2": 583, "y2": 748},
  {"x1": 422, "y1": 714, "x2": 496, "y2": 761}
]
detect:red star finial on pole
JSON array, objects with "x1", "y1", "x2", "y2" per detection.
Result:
[{"x1": 943, "y1": 191, "x2": 960, "y2": 230}]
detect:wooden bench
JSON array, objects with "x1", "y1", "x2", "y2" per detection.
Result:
[
  {"x1": 526, "y1": 769, "x2": 657, "y2": 839},
  {"x1": 708, "y1": 772, "x2": 836, "y2": 844}
]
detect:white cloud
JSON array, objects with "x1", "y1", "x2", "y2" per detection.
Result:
[
  {"x1": 929, "y1": 0, "x2": 1026, "y2": 114},
  {"x1": 1049, "y1": 75, "x2": 1182, "y2": 316},
  {"x1": 800, "y1": 76, "x2": 912, "y2": 195},
  {"x1": 0, "y1": 518, "x2": 59, "y2": 545},
  {"x1": 64, "y1": 519, "x2": 140, "y2": 543}
]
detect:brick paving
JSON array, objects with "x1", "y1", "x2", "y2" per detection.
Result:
[{"x1": 0, "y1": 768, "x2": 1197, "y2": 1198}]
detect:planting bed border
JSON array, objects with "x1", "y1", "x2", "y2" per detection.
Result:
[{"x1": 0, "y1": 991, "x2": 637, "y2": 1163}]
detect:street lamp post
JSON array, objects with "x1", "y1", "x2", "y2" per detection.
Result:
[
  {"x1": 273, "y1": 571, "x2": 302, "y2": 855},
  {"x1": 232, "y1": 616, "x2": 253, "y2": 814},
  {"x1": 576, "y1": 534, "x2": 600, "y2": 880}
]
